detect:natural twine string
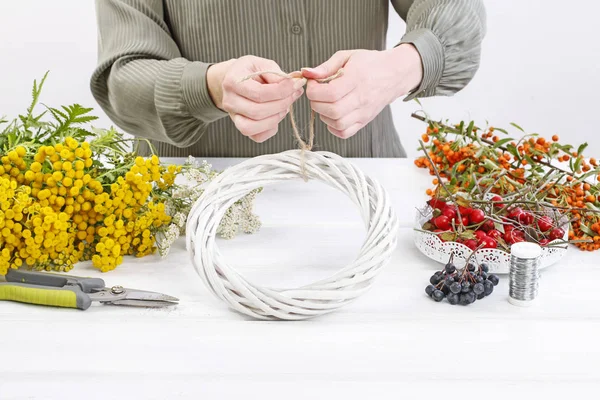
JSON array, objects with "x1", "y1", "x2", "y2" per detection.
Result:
[{"x1": 240, "y1": 68, "x2": 344, "y2": 181}]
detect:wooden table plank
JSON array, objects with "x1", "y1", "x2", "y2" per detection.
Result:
[{"x1": 2, "y1": 158, "x2": 599, "y2": 399}]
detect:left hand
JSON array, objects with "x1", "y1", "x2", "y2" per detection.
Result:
[{"x1": 302, "y1": 45, "x2": 423, "y2": 139}]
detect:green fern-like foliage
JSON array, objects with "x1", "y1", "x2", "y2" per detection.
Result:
[{"x1": 0, "y1": 72, "x2": 156, "y2": 185}]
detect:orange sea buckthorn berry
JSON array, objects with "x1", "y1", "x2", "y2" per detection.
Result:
[
  {"x1": 536, "y1": 137, "x2": 546, "y2": 145},
  {"x1": 586, "y1": 194, "x2": 596, "y2": 203},
  {"x1": 552, "y1": 135, "x2": 559, "y2": 142}
]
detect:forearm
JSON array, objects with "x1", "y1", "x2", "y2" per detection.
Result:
[
  {"x1": 393, "y1": 0, "x2": 487, "y2": 100},
  {"x1": 90, "y1": 0, "x2": 227, "y2": 147},
  {"x1": 92, "y1": 57, "x2": 227, "y2": 147}
]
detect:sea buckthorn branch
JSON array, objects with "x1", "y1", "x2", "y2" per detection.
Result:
[{"x1": 413, "y1": 112, "x2": 600, "y2": 251}]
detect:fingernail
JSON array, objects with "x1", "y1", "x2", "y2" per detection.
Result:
[
  {"x1": 301, "y1": 67, "x2": 316, "y2": 73},
  {"x1": 293, "y1": 78, "x2": 307, "y2": 90},
  {"x1": 293, "y1": 89, "x2": 304, "y2": 98}
]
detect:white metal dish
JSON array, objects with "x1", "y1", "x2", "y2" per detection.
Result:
[{"x1": 413, "y1": 206, "x2": 569, "y2": 274}]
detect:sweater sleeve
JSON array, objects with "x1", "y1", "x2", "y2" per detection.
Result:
[
  {"x1": 391, "y1": 0, "x2": 487, "y2": 101},
  {"x1": 90, "y1": 0, "x2": 227, "y2": 147}
]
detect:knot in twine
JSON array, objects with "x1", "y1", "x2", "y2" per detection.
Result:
[{"x1": 240, "y1": 68, "x2": 344, "y2": 181}]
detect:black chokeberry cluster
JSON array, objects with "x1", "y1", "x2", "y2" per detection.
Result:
[{"x1": 425, "y1": 253, "x2": 499, "y2": 305}]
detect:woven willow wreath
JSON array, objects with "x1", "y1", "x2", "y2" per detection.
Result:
[{"x1": 186, "y1": 149, "x2": 399, "y2": 320}]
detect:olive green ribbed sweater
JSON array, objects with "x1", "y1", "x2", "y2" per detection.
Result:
[{"x1": 91, "y1": 0, "x2": 486, "y2": 158}]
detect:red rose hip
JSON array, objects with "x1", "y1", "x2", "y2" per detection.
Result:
[
  {"x1": 469, "y1": 209, "x2": 485, "y2": 224},
  {"x1": 549, "y1": 228, "x2": 565, "y2": 241},
  {"x1": 482, "y1": 237, "x2": 498, "y2": 249},
  {"x1": 487, "y1": 229, "x2": 502, "y2": 240},
  {"x1": 464, "y1": 239, "x2": 478, "y2": 250},
  {"x1": 442, "y1": 207, "x2": 457, "y2": 221},
  {"x1": 537, "y1": 216, "x2": 554, "y2": 232},
  {"x1": 508, "y1": 207, "x2": 523, "y2": 220},
  {"x1": 434, "y1": 215, "x2": 451, "y2": 231},
  {"x1": 517, "y1": 212, "x2": 534, "y2": 226}
]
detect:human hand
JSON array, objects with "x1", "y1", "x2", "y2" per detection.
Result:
[
  {"x1": 302, "y1": 44, "x2": 423, "y2": 139},
  {"x1": 207, "y1": 56, "x2": 306, "y2": 142}
]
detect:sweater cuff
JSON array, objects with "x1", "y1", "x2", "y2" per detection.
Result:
[
  {"x1": 399, "y1": 28, "x2": 445, "y2": 101},
  {"x1": 181, "y1": 61, "x2": 228, "y2": 123}
]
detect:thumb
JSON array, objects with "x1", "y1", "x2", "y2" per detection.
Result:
[{"x1": 301, "y1": 51, "x2": 352, "y2": 79}]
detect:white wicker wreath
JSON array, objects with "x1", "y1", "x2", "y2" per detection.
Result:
[{"x1": 186, "y1": 149, "x2": 399, "y2": 320}]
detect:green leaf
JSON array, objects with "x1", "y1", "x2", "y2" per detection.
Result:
[
  {"x1": 524, "y1": 154, "x2": 536, "y2": 166},
  {"x1": 27, "y1": 71, "x2": 49, "y2": 118},
  {"x1": 577, "y1": 142, "x2": 588, "y2": 156},
  {"x1": 494, "y1": 222, "x2": 505, "y2": 233},
  {"x1": 441, "y1": 232, "x2": 456, "y2": 242},
  {"x1": 422, "y1": 222, "x2": 434, "y2": 230},
  {"x1": 491, "y1": 137, "x2": 513, "y2": 149},
  {"x1": 455, "y1": 196, "x2": 471, "y2": 208},
  {"x1": 510, "y1": 122, "x2": 525, "y2": 132},
  {"x1": 47, "y1": 107, "x2": 67, "y2": 123},
  {"x1": 585, "y1": 202, "x2": 600, "y2": 211},
  {"x1": 580, "y1": 224, "x2": 596, "y2": 237},
  {"x1": 506, "y1": 143, "x2": 520, "y2": 159},
  {"x1": 493, "y1": 127, "x2": 509, "y2": 135},
  {"x1": 483, "y1": 159, "x2": 500, "y2": 171},
  {"x1": 574, "y1": 156, "x2": 583, "y2": 173},
  {"x1": 466, "y1": 121, "x2": 475, "y2": 137},
  {"x1": 460, "y1": 230, "x2": 475, "y2": 240}
]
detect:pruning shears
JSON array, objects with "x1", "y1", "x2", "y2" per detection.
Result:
[{"x1": 0, "y1": 269, "x2": 179, "y2": 310}]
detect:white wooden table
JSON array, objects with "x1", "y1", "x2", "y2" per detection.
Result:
[{"x1": 2, "y1": 158, "x2": 599, "y2": 400}]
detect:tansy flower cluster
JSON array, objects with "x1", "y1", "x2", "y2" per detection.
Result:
[
  {"x1": 0, "y1": 138, "x2": 179, "y2": 273},
  {"x1": 0, "y1": 73, "x2": 261, "y2": 274}
]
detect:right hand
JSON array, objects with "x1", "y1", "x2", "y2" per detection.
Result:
[{"x1": 207, "y1": 56, "x2": 306, "y2": 143}]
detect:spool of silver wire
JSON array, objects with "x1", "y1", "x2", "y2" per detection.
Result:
[{"x1": 508, "y1": 242, "x2": 542, "y2": 307}]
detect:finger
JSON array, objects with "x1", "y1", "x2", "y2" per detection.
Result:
[
  {"x1": 224, "y1": 89, "x2": 303, "y2": 120},
  {"x1": 230, "y1": 77, "x2": 305, "y2": 103},
  {"x1": 327, "y1": 123, "x2": 363, "y2": 139},
  {"x1": 310, "y1": 91, "x2": 361, "y2": 120},
  {"x1": 249, "y1": 128, "x2": 279, "y2": 143},
  {"x1": 319, "y1": 108, "x2": 365, "y2": 132},
  {"x1": 305, "y1": 75, "x2": 357, "y2": 103},
  {"x1": 301, "y1": 51, "x2": 352, "y2": 80},
  {"x1": 231, "y1": 110, "x2": 289, "y2": 137}
]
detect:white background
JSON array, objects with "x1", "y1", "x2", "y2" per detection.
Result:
[{"x1": 0, "y1": 0, "x2": 598, "y2": 158}]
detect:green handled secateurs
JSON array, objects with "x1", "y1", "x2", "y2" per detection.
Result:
[{"x1": 0, "y1": 269, "x2": 179, "y2": 310}]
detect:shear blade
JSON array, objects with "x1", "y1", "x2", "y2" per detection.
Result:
[{"x1": 105, "y1": 299, "x2": 178, "y2": 307}]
